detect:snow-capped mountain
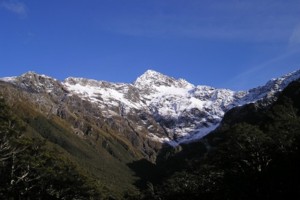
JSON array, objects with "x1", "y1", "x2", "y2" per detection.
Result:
[{"x1": 1, "y1": 69, "x2": 300, "y2": 147}]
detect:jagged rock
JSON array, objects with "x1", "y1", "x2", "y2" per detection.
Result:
[{"x1": 1, "y1": 69, "x2": 300, "y2": 157}]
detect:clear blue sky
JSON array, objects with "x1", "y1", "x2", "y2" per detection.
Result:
[{"x1": 1, "y1": 0, "x2": 300, "y2": 90}]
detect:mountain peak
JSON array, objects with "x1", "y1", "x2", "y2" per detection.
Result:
[
  {"x1": 136, "y1": 69, "x2": 166, "y2": 81},
  {"x1": 22, "y1": 71, "x2": 38, "y2": 76},
  {"x1": 143, "y1": 69, "x2": 163, "y2": 76},
  {"x1": 1, "y1": 68, "x2": 300, "y2": 145},
  {"x1": 20, "y1": 71, "x2": 56, "y2": 81},
  {"x1": 0, "y1": 71, "x2": 56, "y2": 84},
  {"x1": 134, "y1": 69, "x2": 194, "y2": 89},
  {"x1": 4, "y1": 71, "x2": 62, "y2": 93}
]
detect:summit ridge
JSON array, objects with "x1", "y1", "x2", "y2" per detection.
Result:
[{"x1": 1, "y1": 69, "x2": 300, "y2": 145}]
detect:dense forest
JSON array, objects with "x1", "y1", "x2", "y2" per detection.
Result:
[
  {"x1": 0, "y1": 96, "x2": 104, "y2": 199},
  {"x1": 129, "y1": 80, "x2": 300, "y2": 200},
  {"x1": 1, "y1": 79, "x2": 300, "y2": 199},
  {"x1": 0, "y1": 80, "x2": 140, "y2": 199}
]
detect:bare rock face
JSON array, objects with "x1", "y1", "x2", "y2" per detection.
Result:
[{"x1": 1, "y1": 69, "x2": 300, "y2": 160}]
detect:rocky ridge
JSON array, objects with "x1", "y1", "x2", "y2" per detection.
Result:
[{"x1": 1, "y1": 69, "x2": 300, "y2": 148}]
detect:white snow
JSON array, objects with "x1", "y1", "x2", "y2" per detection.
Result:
[
  {"x1": 177, "y1": 123, "x2": 219, "y2": 144},
  {"x1": 147, "y1": 133, "x2": 173, "y2": 144},
  {"x1": 0, "y1": 76, "x2": 17, "y2": 82},
  {"x1": 3, "y1": 69, "x2": 299, "y2": 146},
  {"x1": 63, "y1": 78, "x2": 145, "y2": 117}
]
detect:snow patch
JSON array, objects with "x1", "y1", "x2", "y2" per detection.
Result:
[
  {"x1": 0, "y1": 76, "x2": 17, "y2": 82},
  {"x1": 3, "y1": 69, "x2": 299, "y2": 146},
  {"x1": 177, "y1": 123, "x2": 219, "y2": 144}
]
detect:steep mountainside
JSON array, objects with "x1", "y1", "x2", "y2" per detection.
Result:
[
  {"x1": 0, "y1": 97, "x2": 103, "y2": 199},
  {"x1": 63, "y1": 69, "x2": 300, "y2": 144},
  {"x1": 0, "y1": 81, "x2": 141, "y2": 199},
  {"x1": 2, "y1": 70, "x2": 300, "y2": 148},
  {"x1": 144, "y1": 78, "x2": 300, "y2": 200},
  {"x1": 1, "y1": 69, "x2": 300, "y2": 149},
  {"x1": 1, "y1": 69, "x2": 300, "y2": 199}
]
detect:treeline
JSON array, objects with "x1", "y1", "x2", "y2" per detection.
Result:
[
  {"x1": 2, "y1": 78, "x2": 300, "y2": 199},
  {"x1": 131, "y1": 80, "x2": 300, "y2": 200}
]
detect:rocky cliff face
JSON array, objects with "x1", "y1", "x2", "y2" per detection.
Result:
[{"x1": 1, "y1": 69, "x2": 300, "y2": 158}]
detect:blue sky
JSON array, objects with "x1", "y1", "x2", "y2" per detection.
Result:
[{"x1": 0, "y1": 0, "x2": 300, "y2": 90}]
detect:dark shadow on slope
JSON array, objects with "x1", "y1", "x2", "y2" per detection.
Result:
[
  {"x1": 127, "y1": 141, "x2": 208, "y2": 190},
  {"x1": 128, "y1": 79, "x2": 300, "y2": 198},
  {"x1": 127, "y1": 158, "x2": 160, "y2": 189}
]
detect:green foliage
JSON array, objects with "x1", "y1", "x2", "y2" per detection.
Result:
[
  {"x1": 2, "y1": 79, "x2": 300, "y2": 199},
  {"x1": 0, "y1": 97, "x2": 101, "y2": 199},
  {"x1": 145, "y1": 80, "x2": 300, "y2": 200},
  {"x1": 0, "y1": 81, "x2": 143, "y2": 199},
  {"x1": 216, "y1": 124, "x2": 274, "y2": 175}
]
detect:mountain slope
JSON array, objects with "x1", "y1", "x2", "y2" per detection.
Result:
[
  {"x1": 1, "y1": 69, "x2": 300, "y2": 199},
  {"x1": 1, "y1": 69, "x2": 300, "y2": 148},
  {"x1": 0, "y1": 97, "x2": 104, "y2": 199},
  {"x1": 63, "y1": 69, "x2": 300, "y2": 144},
  {"x1": 0, "y1": 80, "x2": 140, "y2": 199},
  {"x1": 140, "y1": 78, "x2": 300, "y2": 200}
]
